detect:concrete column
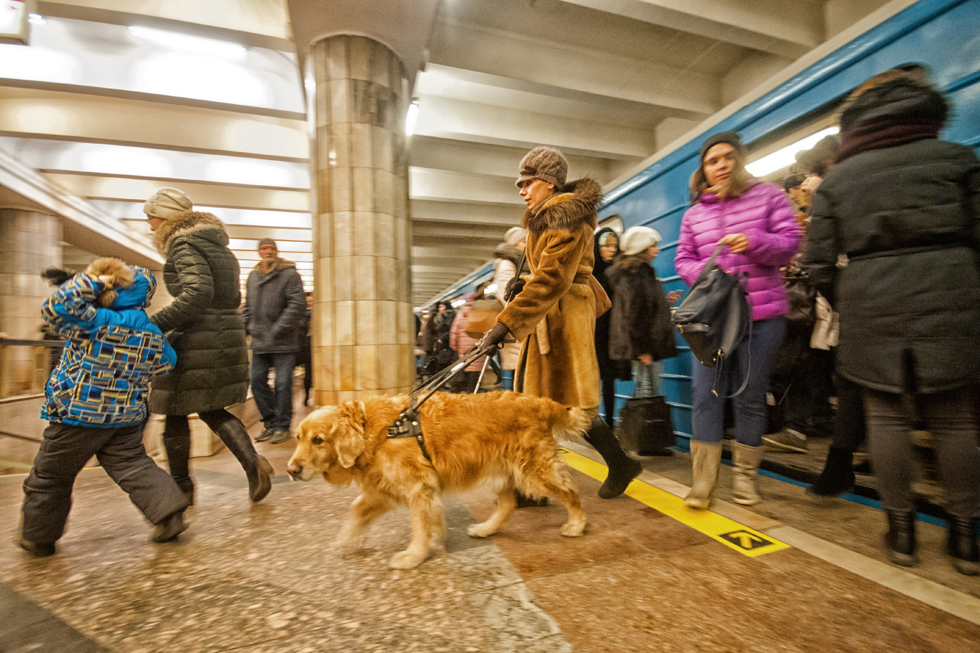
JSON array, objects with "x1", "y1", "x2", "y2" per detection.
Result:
[
  {"x1": 309, "y1": 35, "x2": 416, "y2": 405},
  {"x1": 0, "y1": 210, "x2": 62, "y2": 397}
]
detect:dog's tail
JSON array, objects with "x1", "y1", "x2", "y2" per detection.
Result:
[{"x1": 551, "y1": 406, "x2": 592, "y2": 443}]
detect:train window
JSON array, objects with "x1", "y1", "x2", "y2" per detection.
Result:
[{"x1": 597, "y1": 214, "x2": 623, "y2": 235}]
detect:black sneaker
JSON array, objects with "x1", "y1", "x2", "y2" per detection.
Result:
[
  {"x1": 269, "y1": 430, "x2": 291, "y2": 445},
  {"x1": 255, "y1": 426, "x2": 275, "y2": 443},
  {"x1": 18, "y1": 538, "x2": 56, "y2": 558}
]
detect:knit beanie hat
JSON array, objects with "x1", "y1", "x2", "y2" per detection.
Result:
[
  {"x1": 503, "y1": 226, "x2": 526, "y2": 247},
  {"x1": 698, "y1": 131, "x2": 745, "y2": 162},
  {"x1": 620, "y1": 226, "x2": 662, "y2": 256},
  {"x1": 144, "y1": 188, "x2": 192, "y2": 219},
  {"x1": 516, "y1": 146, "x2": 567, "y2": 189},
  {"x1": 257, "y1": 238, "x2": 277, "y2": 249}
]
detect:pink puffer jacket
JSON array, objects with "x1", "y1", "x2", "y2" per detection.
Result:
[{"x1": 675, "y1": 181, "x2": 799, "y2": 321}]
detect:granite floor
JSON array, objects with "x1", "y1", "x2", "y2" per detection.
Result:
[{"x1": 2, "y1": 401, "x2": 979, "y2": 652}]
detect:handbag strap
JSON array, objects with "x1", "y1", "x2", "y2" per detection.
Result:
[{"x1": 694, "y1": 243, "x2": 728, "y2": 286}]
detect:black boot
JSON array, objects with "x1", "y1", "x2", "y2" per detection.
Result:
[
  {"x1": 946, "y1": 516, "x2": 979, "y2": 576},
  {"x1": 805, "y1": 447, "x2": 855, "y2": 499},
  {"x1": 584, "y1": 418, "x2": 642, "y2": 499},
  {"x1": 207, "y1": 415, "x2": 275, "y2": 503},
  {"x1": 162, "y1": 418, "x2": 194, "y2": 498},
  {"x1": 884, "y1": 511, "x2": 917, "y2": 567}
]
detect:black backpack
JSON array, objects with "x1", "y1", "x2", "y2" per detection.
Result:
[{"x1": 672, "y1": 243, "x2": 751, "y2": 379}]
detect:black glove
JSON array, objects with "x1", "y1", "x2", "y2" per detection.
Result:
[
  {"x1": 503, "y1": 277, "x2": 526, "y2": 302},
  {"x1": 477, "y1": 322, "x2": 510, "y2": 354}
]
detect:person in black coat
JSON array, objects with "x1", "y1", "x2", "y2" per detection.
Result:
[
  {"x1": 606, "y1": 227, "x2": 679, "y2": 398},
  {"x1": 807, "y1": 65, "x2": 980, "y2": 575},
  {"x1": 593, "y1": 227, "x2": 630, "y2": 427}
]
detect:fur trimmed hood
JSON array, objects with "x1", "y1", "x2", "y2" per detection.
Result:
[
  {"x1": 252, "y1": 257, "x2": 296, "y2": 273},
  {"x1": 522, "y1": 177, "x2": 602, "y2": 234},
  {"x1": 493, "y1": 243, "x2": 522, "y2": 266},
  {"x1": 609, "y1": 253, "x2": 651, "y2": 273},
  {"x1": 153, "y1": 211, "x2": 228, "y2": 255}
]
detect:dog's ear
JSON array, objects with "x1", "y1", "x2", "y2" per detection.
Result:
[{"x1": 334, "y1": 402, "x2": 366, "y2": 468}]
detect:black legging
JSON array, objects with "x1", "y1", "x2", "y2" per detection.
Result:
[{"x1": 163, "y1": 409, "x2": 258, "y2": 491}]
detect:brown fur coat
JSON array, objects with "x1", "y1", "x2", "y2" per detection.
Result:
[{"x1": 497, "y1": 178, "x2": 601, "y2": 409}]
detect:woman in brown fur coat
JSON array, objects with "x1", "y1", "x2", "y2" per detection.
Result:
[{"x1": 481, "y1": 147, "x2": 641, "y2": 499}]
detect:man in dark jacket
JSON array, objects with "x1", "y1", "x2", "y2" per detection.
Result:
[{"x1": 244, "y1": 238, "x2": 306, "y2": 444}]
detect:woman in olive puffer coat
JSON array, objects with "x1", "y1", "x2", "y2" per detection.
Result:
[{"x1": 145, "y1": 188, "x2": 274, "y2": 505}]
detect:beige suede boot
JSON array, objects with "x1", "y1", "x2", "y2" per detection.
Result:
[
  {"x1": 684, "y1": 441, "x2": 722, "y2": 509},
  {"x1": 732, "y1": 442, "x2": 762, "y2": 506}
]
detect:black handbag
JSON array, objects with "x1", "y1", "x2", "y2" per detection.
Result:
[
  {"x1": 618, "y1": 396, "x2": 674, "y2": 455},
  {"x1": 672, "y1": 243, "x2": 751, "y2": 368}
]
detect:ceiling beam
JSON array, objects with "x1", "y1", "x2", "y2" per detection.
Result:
[
  {"x1": 557, "y1": 0, "x2": 820, "y2": 59},
  {"x1": 426, "y1": 21, "x2": 720, "y2": 119},
  {"x1": 44, "y1": 174, "x2": 310, "y2": 212},
  {"x1": 414, "y1": 96, "x2": 657, "y2": 160},
  {"x1": 410, "y1": 199, "x2": 521, "y2": 227},
  {"x1": 0, "y1": 87, "x2": 308, "y2": 161}
]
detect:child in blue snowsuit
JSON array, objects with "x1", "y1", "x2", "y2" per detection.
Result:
[{"x1": 19, "y1": 258, "x2": 189, "y2": 557}]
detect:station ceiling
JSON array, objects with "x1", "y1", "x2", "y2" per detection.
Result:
[{"x1": 0, "y1": 0, "x2": 889, "y2": 304}]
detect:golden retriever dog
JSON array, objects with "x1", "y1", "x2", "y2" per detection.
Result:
[{"x1": 286, "y1": 391, "x2": 590, "y2": 569}]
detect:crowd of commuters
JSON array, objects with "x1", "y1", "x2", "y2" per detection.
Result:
[{"x1": 17, "y1": 65, "x2": 978, "y2": 577}]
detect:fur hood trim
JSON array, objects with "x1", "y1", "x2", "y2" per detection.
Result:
[
  {"x1": 153, "y1": 211, "x2": 227, "y2": 255},
  {"x1": 610, "y1": 254, "x2": 651, "y2": 272},
  {"x1": 493, "y1": 243, "x2": 522, "y2": 265},
  {"x1": 522, "y1": 177, "x2": 602, "y2": 234},
  {"x1": 252, "y1": 257, "x2": 296, "y2": 272},
  {"x1": 85, "y1": 257, "x2": 135, "y2": 308}
]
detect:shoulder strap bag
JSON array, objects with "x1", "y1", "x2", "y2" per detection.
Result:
[{"x1": 672, "y1": 243, "x2": 752, "y2": 396}]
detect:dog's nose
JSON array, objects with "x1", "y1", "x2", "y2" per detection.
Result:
[{"x1": 286, "y1": 462, "x2": 302, "y2": 477}]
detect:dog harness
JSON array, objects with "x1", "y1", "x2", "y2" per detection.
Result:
[{"x1": 386, "y1": 346, "x2": 501, "y2": 462}]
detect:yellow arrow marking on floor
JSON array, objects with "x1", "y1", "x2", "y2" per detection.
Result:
[{"x1": 560, "y1": 449, "x2": 790, "y2": 558}]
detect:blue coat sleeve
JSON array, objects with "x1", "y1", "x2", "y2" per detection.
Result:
[{"x1": 43, "y1": 275, "x2": 105, "y2": 336}]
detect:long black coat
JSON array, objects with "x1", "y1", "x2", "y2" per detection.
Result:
[
  {"x1": 605, "y1": 255, "x2": 678, "y2": 362},
  {"x1": 807, "y1": 85, "x2": 980, "y2": 394},
  {"x1": 593, "y1": 227, "x2": 630, "y2": 380},
  {"x1": 149, "y1": 212, "x2": 249, "y2": 415}
]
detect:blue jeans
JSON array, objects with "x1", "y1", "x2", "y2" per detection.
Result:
[
  {"x1": 250, "y1": 352, "x2": 296, "y2": 431},
  {"x1": 691, "y1": 318, "x2": 785, "y2": 446}
]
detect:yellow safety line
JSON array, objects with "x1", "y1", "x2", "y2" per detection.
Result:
[{"x1": 561, "y1": 449, "x2": 790, "y2": 558}]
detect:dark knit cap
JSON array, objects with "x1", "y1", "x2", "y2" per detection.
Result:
[
  {"x1": 699, "y1": 131, "x2": 745, "y2": 161},
  {"x1": 257, "y1": 238, "x2": 277, "y2": 249},
  {"x1": 516, "y1": 146, "x2": 568, "y2": 189}
]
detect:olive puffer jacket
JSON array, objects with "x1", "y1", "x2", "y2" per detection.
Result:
[
  {"x1": 149, "y1": 212, "x2": 249, "y2": 415},
  {"x1": 807, "y1": 82, "x2": 980, "y2": 394}
]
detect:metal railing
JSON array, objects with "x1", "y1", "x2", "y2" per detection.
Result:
[{"x1": 0, "y1": 338, "x2": 63, "y2": 444}]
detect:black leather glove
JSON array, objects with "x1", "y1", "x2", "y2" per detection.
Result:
[
  {"x1": 477, "y1": 322, "x2": 511, "y2": 354},
  {"x1": 503, "y1": 277, "x2": 526, "y2": 302}
]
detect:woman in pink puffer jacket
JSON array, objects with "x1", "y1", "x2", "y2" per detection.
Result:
[{"x1": 674, "y1": 131, "x2": 799, "y2": 510}]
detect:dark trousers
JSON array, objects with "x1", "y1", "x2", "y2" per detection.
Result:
[
  {"x1": 250, "y1": 352, "x2": 296, "y2": 431},
  {"x1": 691, "y1": 318, "x2": 786, "y2": 446},
  {"x1": 22, "y1": 422, "x2": 187, "y2": 544},
  {"x1": 865, "y1": 387, "x2": 979, "y2": 519}
]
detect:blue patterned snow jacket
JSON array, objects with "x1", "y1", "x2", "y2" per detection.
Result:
[{"x1": 42, "y1": 268, "x2": 177, "y2": 427}]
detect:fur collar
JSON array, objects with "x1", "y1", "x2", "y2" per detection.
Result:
[
  {"x1": 610, "y1": 254, "x2": 652, "y2": 272},
  {"x1": 253, "y1": 257, "x2": 296, "y2": 273},
  {"x1": 522, "y1": 177, "x2": 602, "y2": 234},
  {"x1": 153, "y1": 211, "x2": 227, "y2": 255},
  {"x1": 493, "y1": 243, "x2": 522, "y2": 265}
]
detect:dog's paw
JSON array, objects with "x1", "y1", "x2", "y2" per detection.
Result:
[
  {"x1": 560, "y1": 520, "x2": 586, "y2": 537},
  {"x1": 388, "y1": 550, "x2": 426, "y2": 569},
  {"x1": 332, "y1": 535, "x2": 359, "y2": 552},
  {"x1": 467, "y1": 522, "x2": 499, "y2": 538}
]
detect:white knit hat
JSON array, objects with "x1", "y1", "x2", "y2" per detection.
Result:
[
  {"x1": 144, "y1": 187, "x2": 193, "y2": 219},
  {"x1": 620, "y1": 226, "x2": 662, "y2": 256}
]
